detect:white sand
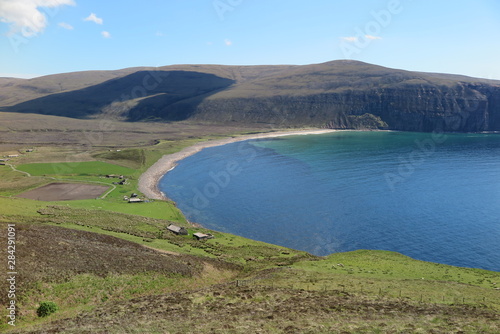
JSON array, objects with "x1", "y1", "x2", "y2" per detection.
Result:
[{"x1": 138, "y1": 129, "x2": 338, "y2": 201}]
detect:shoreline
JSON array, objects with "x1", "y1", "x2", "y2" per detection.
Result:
[{"x1": 138, "y1": 128, "x2": 338, "y2": 201}]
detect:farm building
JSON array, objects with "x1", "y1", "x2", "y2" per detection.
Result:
[
  {"x1": 167, "y1": 224, "x2": 188, "y2": 235},
  {"x1": 193, "y1": 233, "x2": 214, "y2": 240},
  {"x1": 106, "y1": 174, "x2": 124, "y2": 179},
  {"x1": 7, "y1": 154, "x2": 19, "y2": 158},
  {"x1": 128, "y1": 198, "x2": 144, "y2": 203}
]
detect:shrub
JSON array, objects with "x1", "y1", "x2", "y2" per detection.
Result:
[{"x1": 36, "y1": 301, "x2": 58, "y2": 317}]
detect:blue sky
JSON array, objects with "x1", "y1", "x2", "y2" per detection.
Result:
[{"x1": 1, "y1": 0, "x2": 499, "y2": 79}]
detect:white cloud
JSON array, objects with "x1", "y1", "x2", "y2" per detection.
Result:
[
  {"x1": 101, "y1": 30, "x2": 110, "y2": 38},
  {"x1": 224, "y1": 38, "x2": 232, "y2": 46},
  {"x1": 0, "y1": 0, "x2": 75, "y2": 37},
  {"x1": 341, "y1": 36, "x2": 358, "y2": 42},
  {"x1": 58, "y1": 21, "x2": 72, "y2": 30},
  {"x1": 84, "y1": 13, "x2": 103, "y2": 25},
  {"x1": 342, "y1": 35, "x2": 382, "y2": 43}
]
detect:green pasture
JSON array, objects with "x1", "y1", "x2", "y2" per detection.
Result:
[
  {"x1": 0, "y1": 196, "x2": 45, "y2": 217},
  {"x1": 321, "y1": 250, "x2": 499, "y2": 288},
  {"x1": 15, "y1": 161, "x2": 138, "y2": 177},
  {"x1": 63, "y1": 199, "x2": 186, "y2": 222}
]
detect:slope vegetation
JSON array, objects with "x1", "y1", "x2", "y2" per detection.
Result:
[
  {"x1": 2, "y1": 61, "x2": 500, "y2": 132},
  {"x1": 1, "y1": 217, "x2": 498, "y2": 333}
]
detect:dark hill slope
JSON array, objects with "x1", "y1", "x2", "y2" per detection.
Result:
[
  {"x1": 0, "y1": 64, "x2": 294, "y2": 108},
  {"x1": 0, "y1": 68, "x2": 146, "y2": 107},
  {"x1": 6, "y1": 71, "x2": 236, "y2": 120},
  {"x1": 2, "y1": 61, "x2": 500, "y2": 132},
  {"x1": 193, "y1": 61, "x2": 500, "y2": 132}
]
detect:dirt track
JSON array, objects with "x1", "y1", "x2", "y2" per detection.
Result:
[{"x1": 17, "y1": 182, "x2": 109, "y2": 201}]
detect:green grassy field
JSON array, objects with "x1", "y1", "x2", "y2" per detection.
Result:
[
  {"x1": 0, "y1": 196, "x2": 46, "y2": 216},
  {"x1": 60, "y1": 199, "x2": 186, "y2": 221},
  {"x1": 16, "y1": 161, "x2": 138, "y2": 177},
  {"x1": 2, "y1": 144, "x2": 195, "y2": 220},
  {"x1": 0, "y1": 167, "x2": 47, "y2": 196}
]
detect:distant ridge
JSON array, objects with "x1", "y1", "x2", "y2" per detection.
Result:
[{"x1": 1, "y1": 60, "x2": 499, "y2": 132}]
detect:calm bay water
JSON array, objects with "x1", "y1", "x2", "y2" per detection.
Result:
[{"x1": 159, "y1": 131, "x2": 500, "y2": 271}]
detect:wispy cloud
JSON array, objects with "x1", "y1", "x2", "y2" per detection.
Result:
[
  {"x1": 101, "y1": 30, "x2": 111, "y2": 38},
  {"x1": 224, "y1": 38, "x2": 232, "y2": 46},
  {"x1": 0, "y1": 0, "x2": 75, "y2": 37},
  {"x1": 341, "y1": 35, "x2": 382, "y2": 42},
  {"x1": 341, "y1": 36, "x2": 358, "y2": 42},
  {"x1": 58, "y1": 22, "x2": 73, "y2": 30},
  {"x1": 84, "y1": 13, "x2": 103, "y2": 25}
]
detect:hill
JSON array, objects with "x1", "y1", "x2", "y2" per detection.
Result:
[
  {"x1": 2, "y1": 60, "x2": 500, "y2": 132},
  {"x1": 1, "y1": 216, "x2": 498, "y2": 333}
]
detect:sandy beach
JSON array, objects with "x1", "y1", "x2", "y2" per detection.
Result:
[{"x1": 138, "y1": 129, "x2": 337, "y2": 201}]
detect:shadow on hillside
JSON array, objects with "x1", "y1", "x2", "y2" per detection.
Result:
[{"x1": 5, "y1": 71, "x2": 235, "y2": 121}]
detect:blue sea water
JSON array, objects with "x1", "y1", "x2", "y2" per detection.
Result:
[{"x1": 159, "y1": 131, "x2": 500, "y2": 271}]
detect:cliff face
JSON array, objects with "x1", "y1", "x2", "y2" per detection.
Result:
[
  {"x1": 189, "y1": 83, "x2": 499, "y2": 132},
  {"x1": 1, "y1": 61, "x2": 499, "y2": 132}
]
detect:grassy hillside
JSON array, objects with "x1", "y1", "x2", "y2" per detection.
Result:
[
  {"x1": 7, "y1": 71, "x2": 236, "y2": 120},
  {"x1": 1, "y1": 214, "x2": 498, "y2": 333},
  {"x1": 2, "y1": 60, "x2": 500, "y2": 132},
  {"x1": 0, "y1": 223, "x2": 241, "y2": 331},
  {"x1": 0, "y1": 68, "x2": 147, "y2": 107},
  {"x1": 16, "y1": 161, "x2": 137, "y2": 177},
  {"x1": 0, "y1": 208, "x2": 497, "y2": 333},
  {"x1": 0, "y1": 116, "x2": 498, "y2": 333},
  {"x1": 0, "y1": 111, "x2": 268, "y2": 150},
  {"x1": 0, "y1": 64, "x2": 295, "y2": 109}
]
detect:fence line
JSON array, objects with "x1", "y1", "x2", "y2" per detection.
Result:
[{"x1": 233, "y1": 278, "x2": 493, "y2": 306}]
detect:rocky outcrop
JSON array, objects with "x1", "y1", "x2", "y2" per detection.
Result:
[{"x1": 188, "y1": 82, "x2": 499, "y2": 132}]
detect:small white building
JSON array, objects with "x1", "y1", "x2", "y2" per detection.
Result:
[
  {"x1": 193, "y1": 232, "x2": 214, "y2": 240},
  {"x1": 128, "y1": 198, "x2": 143, "y2": 203},
  {"x1": 167, "y1": 224, "x2": 188, "y2": 235}
]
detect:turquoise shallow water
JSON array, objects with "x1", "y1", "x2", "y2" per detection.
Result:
[{"x1": 159, "y1": 131, "x2": 500, "y2": 271}]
